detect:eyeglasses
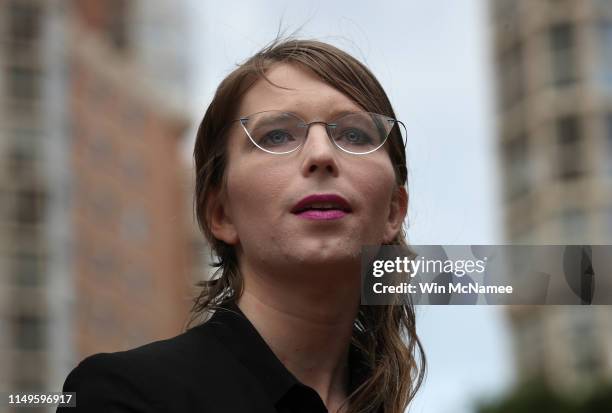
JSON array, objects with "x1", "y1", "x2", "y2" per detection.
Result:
[{"x1": 234, "y1": 111, "x2": 405, "y2": 155}]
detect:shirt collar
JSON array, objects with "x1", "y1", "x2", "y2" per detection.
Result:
[
  {"x1": 207, "y1": 300, "x2": 299, "y2": 404},
  {"x1": 207, "y1": 299, "x2": 370, "y2": 406}
]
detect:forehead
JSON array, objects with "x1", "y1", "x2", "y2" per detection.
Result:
[{"x1": 237, "y1": 63, "x2": 363, "y2": 120}]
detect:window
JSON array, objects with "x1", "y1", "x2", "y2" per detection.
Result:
[
  {"x1": 550, "y1": 23, "x2": 577, "y2": 85},
  {"x1": 560, "y1": 208, "x2": 589, "y2": 243},
  {"x1": 122, "y1": 103, "x2": 147, "y2": 130},
  {"x1": 558, "y1": 116, "x2": 579, "y2": 144},
  {"x1": 8, "y1": 0, "x2": 41, "y2": 42},
  {"x1": 87, "y1": 77, "x2": 111, "y2": 107},
  {"x1": 504, "y1": 134, "x2": 530, "y2": 200},
  {"x1": 121, "y1": 155, "x2": 147, "y2": 183},
  {"x1": 13, "y1": 315, "x2": 45, "y2": 350},
  {"x1": 14, "y1": 189, "x2": 46, "y2": 225},
  {"x1": 89, "y1": 134, "x2": 113, "y2": 163},
  {"x1": 120, "y1": 208, "x2": 150, "y2": 243},
  {"x1": 9, "y1": 128, "x2": 39, "y2": 160},
  {"x1": 556, "y1": 116, "x2": 582, "y2": 180},
  {"x1": 514, "y1": 315, "x2": 546, "y2": 376},
  {"x1": 89, "y1": 190, "x2": 116, "y2": 221},
  {"x1": 12, "y1": 251, "x2": 42, "y2": 287},
  {"x1": 108, "y1": 1, "x2": 128, "y2": 50},
  {"x1": 494, "y1": 0, "x2": 519, "y2": 28},
  {"x1": 90, "y1": 250, "x2": 116, "y2": 277},
  {"x1": 499, "y1": 44, "x2": 525, "y2": 109},
  {"x1": 7, "y1": 130, "x2": 39, "y2": 176},
  {"x1": 568, "y1": 309, "x2": 602, "y2": 378},
  {"x1": 9, "y1": 66, "x2": 40, "y2": 100}
]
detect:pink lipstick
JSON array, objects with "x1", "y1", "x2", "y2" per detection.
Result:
[{"x1": 291, "y1": 194, "x2": 352, "y2": 220}]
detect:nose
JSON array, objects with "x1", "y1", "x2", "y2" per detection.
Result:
[{"x1": 299, "y1": 123, "x2": 339, "y2": 177}]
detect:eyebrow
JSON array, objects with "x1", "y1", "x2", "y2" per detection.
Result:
[
  {"x1": 260, "y1": 108, "x2": 362, "y2": 121},
  {"x1": 328, "y1": 109, "x2": 362, "y2": 120}
]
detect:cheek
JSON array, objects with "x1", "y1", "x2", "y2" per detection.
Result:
[
  {"x1": 355, "y1": 159, "x2": 397, "y2": 215},
  {"x1": 225, "y1": 161, "x2": 289, "y2": 229}
]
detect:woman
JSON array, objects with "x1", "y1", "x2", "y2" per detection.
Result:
[{"x1": 58, "y1": 38, "x2": 425, "y2": 413}]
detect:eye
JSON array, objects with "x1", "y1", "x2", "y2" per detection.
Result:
[
  {"x1": 336, "y1": 128, "x2": 373, "y2": 145},
  {"x1": 260, "y1": 130, "x2": 295, "y2": 147}
]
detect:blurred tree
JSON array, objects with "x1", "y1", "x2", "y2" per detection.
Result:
[
  {"x1": 475, "y1": 379, "x2": 612, "y2": 413},
  {"x1": 580, "y1": 383, "x2": 612, "y2": 413}
]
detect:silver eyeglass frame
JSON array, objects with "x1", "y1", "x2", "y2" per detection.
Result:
[{"x1": 232, "y1": 110, "x2": 407, "y2": 155}]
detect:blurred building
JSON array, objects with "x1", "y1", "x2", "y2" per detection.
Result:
[
  {"x1": 0, "y1": 0, "x2": 198, "y2": 406},
  {"x1": 491, "y1": 0, "x2": 612, "y2": 395},
  {"x1": 128, "y1": 0, "x2": 191, "y2": 102},
  {"x1": 67, "y1": 12, "x2": 193, "y2": 357},
  {"x1": 72, "y1": 0, "x2": 191, "y2": 99},
  {"x1": 493, "y1": 0, "x2": 612, "y2": 243},
  {"x1": 0, "y1": 0, "x2": 52, "y2": 397},
  {"x1": 507, "y1": 306, "x2": 612, "y2": 392}
]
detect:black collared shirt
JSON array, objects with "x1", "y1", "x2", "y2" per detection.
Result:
[{"x1": 58, "y1": 300, "x2": 371, "y2": 413}]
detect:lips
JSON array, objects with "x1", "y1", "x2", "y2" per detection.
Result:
[{"x1": 291, "y1": 194, "x2": 352, "y2": 214}]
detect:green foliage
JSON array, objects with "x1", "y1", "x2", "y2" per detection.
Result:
[
  {"x1": 580, "y1": 383, "x2": 612, "y2": 413},
  {"x1": 475, "y1": 380, "x2": 612, "y2": 413}
]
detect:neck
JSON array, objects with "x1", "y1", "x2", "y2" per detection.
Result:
[{"x1": 236, "y1": 259, "x2": 360, "y2": 412}]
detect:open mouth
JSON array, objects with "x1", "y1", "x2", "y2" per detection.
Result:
[
  {"x1": 291, "y1": 194, "x2": 352, "y2": 219},
  {"x1": 292, "y1": 202, "x2": 352, "y2": 214}
]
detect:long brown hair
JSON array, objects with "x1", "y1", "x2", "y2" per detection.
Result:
[{"x1": 190, "y1": 38, "x2": 426, "y2": 413}]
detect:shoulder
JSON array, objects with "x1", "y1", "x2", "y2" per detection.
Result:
[{"x1": 58, "y1": 323, "x2": 228, "y2": 412}]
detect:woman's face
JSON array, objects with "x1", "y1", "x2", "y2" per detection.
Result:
[{"x1": 211, "y1": 63, "x2": 407, "y2": 276}]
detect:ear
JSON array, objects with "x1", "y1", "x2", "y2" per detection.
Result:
[
  {"x1": 207, "y1": 188, "x2": 240, "y2": 245},
  {"x1": 383, "y1": 186, "x2": 408, "y2": 244}
]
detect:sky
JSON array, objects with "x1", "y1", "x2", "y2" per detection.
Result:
[{"x1": 185, "y1": 1, "x2": 513, "y2": 412}]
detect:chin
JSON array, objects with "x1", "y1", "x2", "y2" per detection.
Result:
[{"x1": 291, "y1": 246, "x2": 361, "y2": 267}]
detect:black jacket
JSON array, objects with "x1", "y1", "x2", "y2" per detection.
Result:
[{"x1": 57, "y1": 301, "x2": 370, "y2": 413}]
